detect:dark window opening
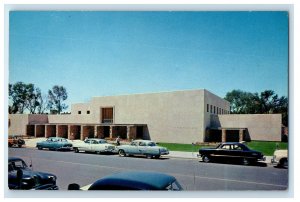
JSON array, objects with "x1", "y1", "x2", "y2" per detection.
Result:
[
  {"x1": 207, "y1": 104, "x2": 209, "y2": 112},
  {"x1": 78, "y1": 111, "x2": 81, "y2": 114},
  {"x1": 87, "y1": 110, "x2": 90, "y2": 114},
  {"x1": 102, "y1": 107, "x2": 113, "y2": 123}
]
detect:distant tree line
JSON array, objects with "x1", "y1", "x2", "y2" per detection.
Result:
[
  {"x1": 224, "y1": 89, "x2": 288, "y2": 126},
  {"x1": 9, "y1": 82, "x2": 68, "y2": 114}
]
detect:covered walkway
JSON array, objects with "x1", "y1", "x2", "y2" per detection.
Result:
[{"x1": 26, "y1": 124, "x2": 147, "y2": 141}]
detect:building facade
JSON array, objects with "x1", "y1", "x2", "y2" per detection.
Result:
[{"x1": 8, "y1": 89, "x2": 282, "y2": 143}]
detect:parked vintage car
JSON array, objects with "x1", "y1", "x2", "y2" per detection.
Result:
[
  {"x1": 8, "y1": 157, "x2": 58, "y2": 190},
  {"x1": 198, "y1": 142, "x2": 266, "y2": 165},
  {"x1": 73, "y1": 138, "x2": 116, "y2": 154},
  {"x1": 8, "y1": 136, "x2": 25, "y2": 148},
  {"x1": 271, "y1": 149, "x2": 288, "y2": 168},
  {"x1": 117, "y1": 140, "x2": 169, "y2": 159},
  {"x1": 68, "y1": 171, "x2": 183, "y2": 190},
  {"x1": 36, "y1": 137, "x2": 73, "y2": 151}
]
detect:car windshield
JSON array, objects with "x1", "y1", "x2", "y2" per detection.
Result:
[
  {"x1": 147, "y1": 142, "x2": 157, "y2": 147},
  {"x1": 9, "y1": 160, "x2": 27, "y2": 171}
]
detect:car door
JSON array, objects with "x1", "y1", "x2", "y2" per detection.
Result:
[
  {"x1": 128, "y1": 141, "x2": 140, "y2": 155},
  {"x1": 91, "y1": 140, "x2": 101, "y2": 152},
  {"x1": 137, "y1": 141, "x2": 147, "y2": 155},
  {"x1": 216, "y1": 144, "x2": 232, "y2": 160},
  {"x1": 43, "y1": 138, "x2": 53, "y2": 149},
  {"x1": 230, "y1": 144, "x2": 245, "y2": 160},
  {"x1": 83, "y1": 139, "x2": 92, "y2": 152}
]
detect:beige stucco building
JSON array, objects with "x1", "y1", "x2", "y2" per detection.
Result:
[{"x1": 8, "y1": 89, "x2": 282, "y2": 143}]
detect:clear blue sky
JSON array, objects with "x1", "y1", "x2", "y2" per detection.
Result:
[{"x1": 9, "y1": 11, "x2": 288, "y2": 110}]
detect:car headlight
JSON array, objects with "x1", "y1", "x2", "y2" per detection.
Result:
[{"x1": 48, "y1": 175, "x2": 57, "y2": 182}]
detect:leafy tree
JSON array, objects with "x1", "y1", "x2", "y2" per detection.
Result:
[
  {"x1": 36, "y1": 93, "x2": 49, "y2": 114},
  {"x1": 9, "y1": 82, "x2": 46, "y2": 114},
  {"x1": 225, "y1": 89, "x2": 288, "y2": 126},
  {"x1": 26, "y1": 85, "x2": 42, "y2": 114},
  {"x1": 48, "y1": 85, "x2": 68, "y2": 114},
  {"x1": 9, "y1": 82, "x2": 34, "y2": 114}
]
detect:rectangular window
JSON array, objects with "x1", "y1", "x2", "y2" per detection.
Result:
[
  {"x1": 214, "y1": 106, "x2": 216, "y2": 114},
  {"x1": 207, "y1": 104, "x2": 209, "y2": 112},
  {"x1": 210, "y1": 105, "x2": 212, "y2": 113},
  {"x1": 222, "y1": 109, "x2": 224, "y2": 114},
  {"x1": 78, "y1": 111, "x2": 81, "y2": 114},
  {"x1": 87, "y1": 110, "x2": 90, "y2": 114},
  {"x1": 217, "y1": 107, "x2": 219, "y2": 114},
  {"x1": 101, "y1": 107, "x2": 114, "y2": 123}
]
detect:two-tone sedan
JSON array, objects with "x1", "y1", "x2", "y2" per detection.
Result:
[
  {"x1": 117, "y1": 140, "x2": 169, "y2": 159},
  {"x1": 8, "y1": 157, "x2": 58, "y2": 190},
  {"x1": 36, "y1": 137, "x2": 73, "y2": 151},
  {"x1": 198, "y1": 142, "x2": 266, "y2": 165},
  {"x1": 73, "y1": 138, "x2": 116, "y2": 154}
]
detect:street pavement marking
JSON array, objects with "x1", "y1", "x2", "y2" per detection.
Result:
[{"x1": 18, "y1": 155, "x2": 287, "y2": 190}]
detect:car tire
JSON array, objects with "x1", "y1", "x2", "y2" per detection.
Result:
[
  {"x1": 18, "y1": 144, "x2": 22, "y2": 148},
  {"x1": 154, "y1": 155, "x2": 161, "y2": 159},
  {"x1": 74, "y1": 148, "x2": 79, "y2": 153},
  {"x1": 242, "y1": 158, "x2": 250, "y2": 165},
  {"x1": 279, "y1": 158, "x2": 288, "y2": 168},
  {"x1": 8, "y1": 143, "x2": 12, "y2": 147},
  {"x1": 202, "y1": 155, "x2": 210, "y2": 163},
  {"x1": 118, "y1": 149, "x2": 126, "y2": 157},
  {"x1": 37, "y1": 146, "x2": 42, "y2": 150},
  {"x1": 146, "y1": 154, "x2": 153, "y2": 159}
]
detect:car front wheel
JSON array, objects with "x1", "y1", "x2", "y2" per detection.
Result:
[
  {"x1": 202, "y1": 155, "x2": 210, "y2": 163},
  {"x1": 242, "y1": 158, "x2": 250, "y2": 165},
  {"x1": 279, "y1": 158, "x2": 288, "y2": 168},
  {"x1": 37, "y1": 146, "x2": 43, "y2": 150},
  {"x1": 118, "y1": 149, "x2": 126, "y2": 157},
  {"x1": 74, "y1": 148, "x2": 79, "y2": 153}
]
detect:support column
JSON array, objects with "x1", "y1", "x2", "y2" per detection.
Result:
[
  {"x1": 56, "y1": 125, "x2": 59, "y2": 137},
  {"x1": 109, "y1": 126, "x2": 113, "y2": 139},
  {"x1": 239, "y1": 129, "x2": 244, "y2": 142},
  {"x1": 221, "y1": 129, "x2": 226, "y2": 142},
  {"x1": 68, "y1": 125, "x2": 71, "y2": 140},
  {"x1": 94, "y1": 126, "x2": 97, "y2": 138},
  {"x1": 126, "y1": 126, "x2": 130, "y2": 140},
  {"x1": 34, "y1": 125, "x2": 38, "y2": 138},
  {"x1": 80, "y1": 125, "x2": 84, "y2": 140}
]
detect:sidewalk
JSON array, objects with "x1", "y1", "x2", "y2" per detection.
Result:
[{"x1": 23, "y1": 138, "x2": 272, "y2": 163}]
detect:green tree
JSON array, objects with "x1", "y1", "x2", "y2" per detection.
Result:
[
  {"x1": 9, "y1": 82, "x2": 45, "y2": 114},
  {"x1": 48, "y1": 85, "x2": 68, "y2": 114}
]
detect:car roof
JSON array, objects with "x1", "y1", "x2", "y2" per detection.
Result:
[
  {"x1": 48, "y1": 137, "x2": 66, "y2": 139},
  {"x1": 89, "y1": 171, "x2": 176, "y2": 190},
  {"x1": 9, "y1": 157, "x2": 24, "y2": 162},
  {"x1": 86, "y1": 138, "x2": 106, "y2": 141},
  {"x1": 133, "y1": 140, "x2": 154, "y2": 143}
]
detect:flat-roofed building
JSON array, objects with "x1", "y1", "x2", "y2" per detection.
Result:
[{"x1": 8, "y1": 89, "x2": 282, "y2": 143}]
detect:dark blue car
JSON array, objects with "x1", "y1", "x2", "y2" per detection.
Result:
[
  {"x1": 70, "y1": 171, "x2": 183, "y2": 190},
  {"x1": 198, "y1": 142, "x2": 266, "y2": 165},
  {"x1": 8, "y1": 157, "x2": 58, "y2": 190}
]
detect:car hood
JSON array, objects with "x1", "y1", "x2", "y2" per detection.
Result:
[{"x1": 11, "y1": 169, "x2": 55, "y2": 180}]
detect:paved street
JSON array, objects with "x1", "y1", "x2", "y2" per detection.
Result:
[{"x1": 8, "y1": 147, "x2": 288, "y2": 191}]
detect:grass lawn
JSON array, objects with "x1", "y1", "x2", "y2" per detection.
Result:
[{"x1": 157, "y1": 141, "x2": 288, "y2": 156}]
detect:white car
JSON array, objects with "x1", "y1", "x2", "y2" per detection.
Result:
[
  {"x1": 117, "y1": 140, "x2": 169, "y2": 159},
  {"x1": 73, "y1": 138, "x2": 116, "y2": 154},
  {"x1": 271, "y1": 149, "x2": 288, "y2": 168}
]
